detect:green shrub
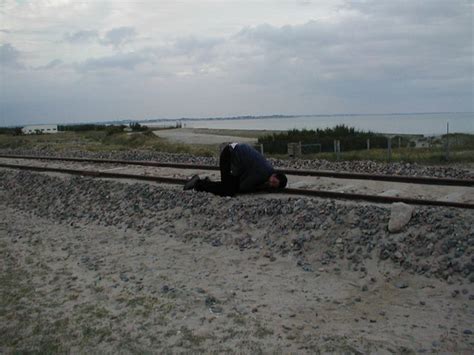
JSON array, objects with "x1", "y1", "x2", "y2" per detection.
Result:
[
  {"x1": 0, "y1": 127, "x2": 23, "y2": 135},
  {"x1": 258, "y1": 125, "x2": 407, "y2": 154},
  {"x1": 58, "y1": 124, "x2": 107, "y2": 132},
  {"x1": 105, "y1": 125, "x2": 126, "y2": 136}
]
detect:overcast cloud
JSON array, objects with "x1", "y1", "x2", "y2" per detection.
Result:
[
  {"x1": 0, "y1": 0, "x2": 472, "y2": 125},
  {"x1": 64, "y1": 30, "x2": 99, "y2": 44}
]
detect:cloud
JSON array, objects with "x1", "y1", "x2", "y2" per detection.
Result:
[
  {"x1": 164, "y1": 35, "x2": 224, "y2": 66},
  {"x1": 1, "y1": 0, "x2": 472, "y2": 125},
  {"x1": 345, "y1": 0, "x2": 470, "y2": 22},
  {"x1": 0, "y1": 43, "x2": 24, "y2": 68},
  {"x1": 225, "y1": 1, "x2": 472, "y2": 99},
  {"x1": 64, "y1": 27, "x2": 138, "y2": 49},
  {"x1": 36, "y1": 59, "x2": 63, "y2": 70},
  {"x1": 64, "y1": 30, "x2": 98, "y2": 43},
  {"x1": 77, "y1": 51, "x2": 152, "y2": 72},
  {"x1": 75, "y1": 35, "x2": 223, "y2": 74},
  {"x1": 172, "y1": 36, "x2": 223, "y2": 54},
  {"x1": 100, "y1": 27, "x2": 137, "y2": 48}
]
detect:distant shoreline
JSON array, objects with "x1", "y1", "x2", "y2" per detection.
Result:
[
  {"x1": 158, "y1": 127, "x2": 427, "y2": 138},
  {"x1": 143, "y1": 113, "x2": 473, "y2": 136},
  {"x1": 134, "y1": 111, "x2": 472, "y2": 125}
]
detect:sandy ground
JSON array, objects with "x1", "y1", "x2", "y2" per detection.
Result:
[
  {"x1": 1, "y1": 172, "x2": 473, "y2": 353},
  {"x1": 153, "y1": 128, "x2": 257, "y2": 145}
]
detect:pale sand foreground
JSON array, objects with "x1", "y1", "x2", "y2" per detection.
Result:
[{"x1": 1, "y1": 194, "x2": 473, "y2": 353}]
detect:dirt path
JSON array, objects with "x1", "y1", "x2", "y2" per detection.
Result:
[
  {"x1": 153, "y1": 128, "x2": 258, "y2": 145},
  {"x1": 1, "y1": 184, "x2": 473, "y2": 353}
]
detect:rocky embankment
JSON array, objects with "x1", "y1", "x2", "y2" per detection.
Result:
[
  {"x1": 2, "y1": 167, "x2": 474, "y2": 353},
  {"x1": 0, "y1": 148, "x2": 472, "y2": 179},
  {"x1": 1, "y1": 169, "x2": 472, "y2": 284}
]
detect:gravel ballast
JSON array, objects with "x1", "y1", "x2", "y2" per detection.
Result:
[
  {"x1": 1, "y1": 169, "x2": 472, "y2": 282},
  {"x1": 1, "y1": 148, "x2": 472, "y2": 179},
  {"x1": 1, "y1": 168, "x2": 473, "y2": 353}
]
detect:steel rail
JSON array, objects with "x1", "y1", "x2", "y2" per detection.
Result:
[
  {"x1": 0, "y1": 162, "x2": 188, "y2": 185},
  {"x1": 0, "y1": 154, "x2": 472, "y2": 187},
  {"x1": 0, "y1": 162, "x2": 472, "y2": 209}
]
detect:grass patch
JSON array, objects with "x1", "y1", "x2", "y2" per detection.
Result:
[
  {"x1": 227, "y1": 312, "x2": 247, "y2": 326},
  {"x1": 258, "y1": 125, "x2": 405, "y2": 154},
  {"x1": 81, "y1": 324, "x2": 113, "y2": 344},
  {"x1": 1, "y1": 128, "x2": 472, "y2": 163},
  {"x1": 303, "y1": 147, "x2": 474, "y2": 163},
  {"x1": 259, "y1": 127, "x2": 474, "y2": 163},
  {"x1": 179, "y1": 326, "x2": 207, "y2": 347},
  {"x1": 253, "y1": 321, "x2": 274, "y2": 338},
  {"x1": 0, "y1": 246, "x2": 68, "y2": 353},
  {"x1": 0, "y1": 130, "x2": 216, "y2": 156},
  {"x1": 79, "y1": 304, "x2": 110, "y2": 319}
]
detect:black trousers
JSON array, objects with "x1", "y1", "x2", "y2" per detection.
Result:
[{"x1": 195, "y1": 145, "x2": 240, "y2": 196}]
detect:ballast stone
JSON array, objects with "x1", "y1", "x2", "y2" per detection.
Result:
[{"x1": 388, "y1": 202, "x2": 414, "y2": 233}]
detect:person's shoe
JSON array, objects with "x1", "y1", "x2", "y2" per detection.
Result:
[{"x1": 183, "y1": 175, "x2": 200, "y2": 190}]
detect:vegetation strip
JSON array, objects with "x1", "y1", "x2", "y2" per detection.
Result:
[
  {"x1": 0, "y1": 154, "x2": 472, "y2": 187},
  {"x1": 0, "y1": 162, "x2": 472, "y2": 210}
]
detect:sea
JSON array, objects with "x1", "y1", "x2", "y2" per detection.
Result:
[{"x1": 143, "y1": 112, "x2": 473, "y2": 136}]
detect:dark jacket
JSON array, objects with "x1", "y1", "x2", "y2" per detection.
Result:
[{"x1": 230, "y1": 143, "x2": 274, "y2": 192}]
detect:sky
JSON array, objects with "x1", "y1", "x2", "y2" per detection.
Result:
[{"x1": 0, "y1": 0, "x2": 472, "y2": 126}]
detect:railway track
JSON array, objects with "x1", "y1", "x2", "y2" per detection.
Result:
[
  {"x1": 0, "y1": 154, "x2": 473, "y2": 209},
  {"x1": 1, "y1": 154, "x2": 472, "y2": 186}
]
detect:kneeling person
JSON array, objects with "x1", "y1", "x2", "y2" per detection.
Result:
[{"x1": 184, "y1": 143, "x2": 287, "y2": 196}]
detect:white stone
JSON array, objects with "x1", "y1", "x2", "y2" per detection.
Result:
[{"x1": 388, "y1": 202, "x2": 414, "y2": 233}]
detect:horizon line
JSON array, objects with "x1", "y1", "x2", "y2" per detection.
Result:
[{"x1": 4, "y1": 111, "x2": 472, "y2": 127}]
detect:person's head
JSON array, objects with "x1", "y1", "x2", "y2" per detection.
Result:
[{"x1": 268, "y1": 172, "x2": 288, "y2": 189}]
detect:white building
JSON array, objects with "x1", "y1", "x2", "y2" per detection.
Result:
[{"x1": 22, "y1": 124, "x2": 59, "y2": 134}]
